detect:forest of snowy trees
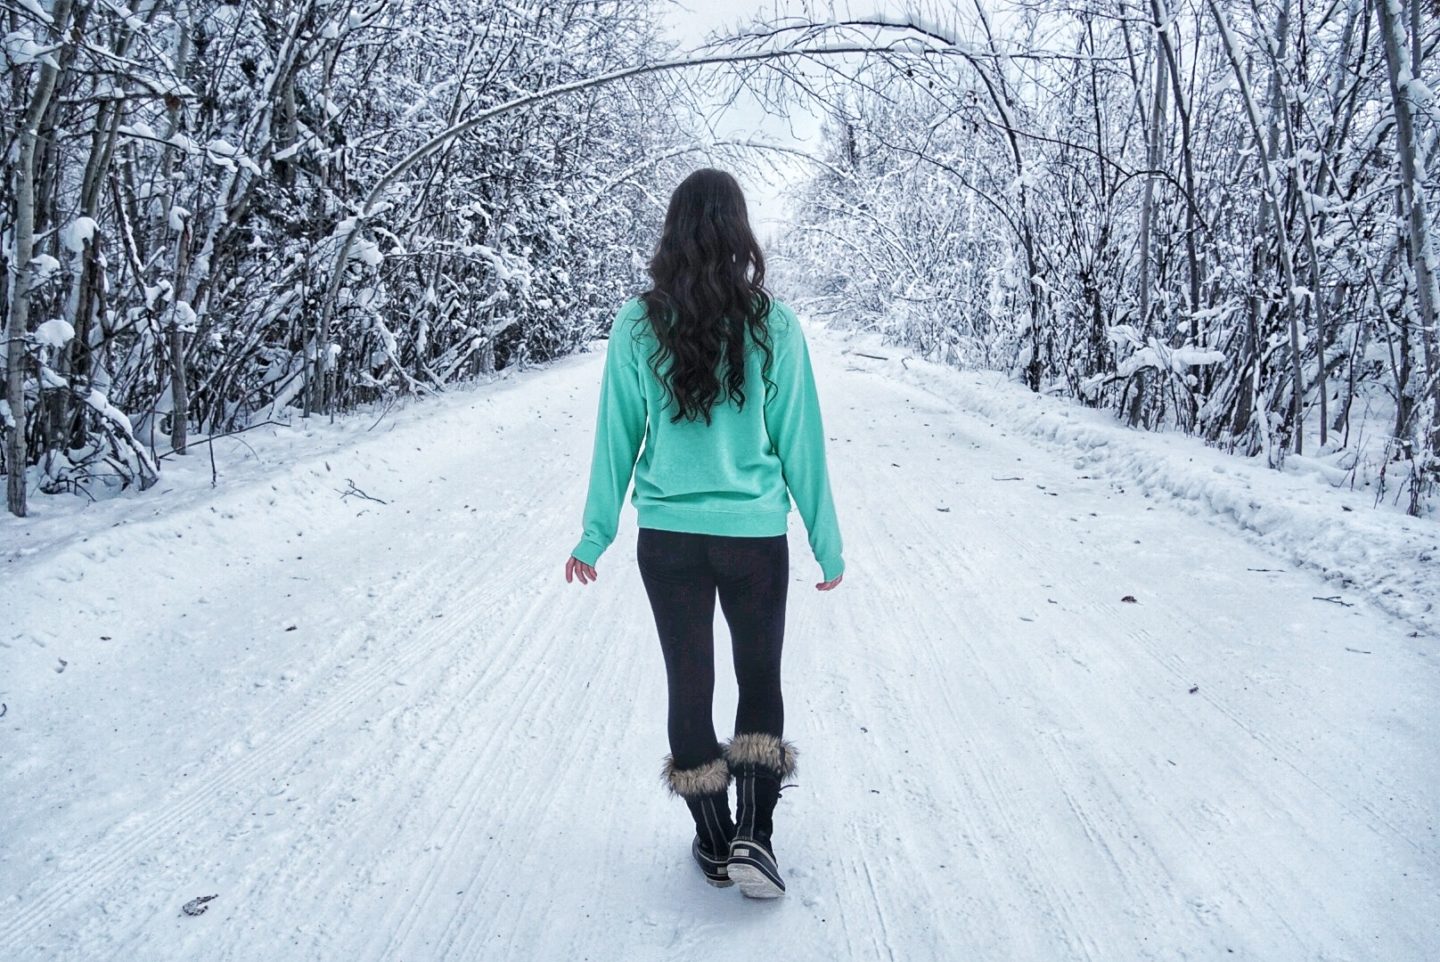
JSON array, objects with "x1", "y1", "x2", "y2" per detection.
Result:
[
  {"x1": 775, "y1": 3, "x2": 1439, "y2": 514},
  {"x1": 0, "y1": 0, "x2": 686, "y2": 516},
  {"x1": 2, "y1": 0, "x2": 1436, "y2": 518}
]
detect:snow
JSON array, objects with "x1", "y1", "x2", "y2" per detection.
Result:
[
  {"x1": 168, "y1": 300, "x2": 197, "y2": 332},
  {"x1": 204, "y1": 140, "x2": 239, "y2": 171},
  {"x1": 11, "y1": 0, "x2": 51, "y2": 24},
  {"x1": 1113, "y1": 339, "x2": 1226, "y2": 378},
  {"x1": 34, "y1": 319, "x2": 75, "y2": 348},
  {"x1": 350, "y1": 234, "x2": 384, "y2": 267},
  {"x1": 1, "y1": 320, "x2": 1436, "y2": 960},
  {"x1": 83, "y1": 387, "x2": 133, "y2": 433},
  {"x1": 847, "y1": 331, "x2": 1439, "y2": 635},
  {"x1": 59, "y1": 217, "x2": 98, "y2": 254},
  {"x1": 38, "y1": 364, "x2": 67, "y2": 390},
  {"x1": 117, "y1": 122, "x2": 158, "y2": 140},
  {"x1": 2, "y1": 29, "x2": 58, "y2": 68},
  {"x1": 29, "y1": 253, "x2": 61, "y2": 280}
]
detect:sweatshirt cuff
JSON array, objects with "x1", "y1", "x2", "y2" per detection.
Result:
[
  {"x1": 571, "y1": 538, "x2": 606, "y2": 566},
  {"x1": 819, "y1": 556, "x2": 844, "y2": 582}
]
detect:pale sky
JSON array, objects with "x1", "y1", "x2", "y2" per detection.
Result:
[
  {"x1": 655, "y1": 1, "x2": 945, "y2": 244},
  {"x1": 656, "y1": 0, "x2": 837, "y2": 242},
  {"x1": 654, "y1": 1, "x2": 962, "y2": 248}
]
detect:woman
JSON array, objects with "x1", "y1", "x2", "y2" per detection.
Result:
[{"x1": 564, "y1": 168, "x2": 844, "y2": 899}]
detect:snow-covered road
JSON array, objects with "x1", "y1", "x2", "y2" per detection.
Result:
[{"x1": 3, "y1": 323, "x2": 1436, "y2": 961}]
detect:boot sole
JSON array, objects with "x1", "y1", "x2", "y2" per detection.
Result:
[
  {"x1": 726, "y1": 860, "x2": 785, "y2": 898},
  {"x1": 693, "y1": 837, "x2": 734, "y2": 887}
]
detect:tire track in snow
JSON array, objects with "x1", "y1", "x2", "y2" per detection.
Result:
[
  {"x1": 0, "y1": 511, "x2": 517, "y2": 953},
  {"x1": 165, "y1": 474, "x2": 618, "y2": 961},
  {"x1": 371, "y1": 559, "x2": 636, "y2": 961},
  {"x1": 835, "y1": 489, "x2": 1107, "y2": 961},
  {"x1": 82, "y1": 421, "x2": 604, "y2": 961},
  {"x1": 805, "y1": 393, "x2": 1106, "y2": 959},
  {"x1": 218, "y1": 561, "x2": 578, "y2": 960}
]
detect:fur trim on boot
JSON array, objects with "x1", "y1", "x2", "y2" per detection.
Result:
[
  {"x1": 661, "y1": 755, "x2": 732, "y2": 798},
  {"x1": 723, "y1": 732, "x2": 799, "y2": 780}
]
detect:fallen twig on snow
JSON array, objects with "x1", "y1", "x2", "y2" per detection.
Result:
[{"x1": 339, "y1": 479, "x2": 387, "y2": 504}]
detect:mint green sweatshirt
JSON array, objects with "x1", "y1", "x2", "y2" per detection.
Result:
[{"x1": 570, "y1": 297, "x2": 844, "y2": 581}]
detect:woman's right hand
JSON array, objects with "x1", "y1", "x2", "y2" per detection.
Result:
[{"x1": 816, "y1": 572, "x2": 843, "y2": 591}]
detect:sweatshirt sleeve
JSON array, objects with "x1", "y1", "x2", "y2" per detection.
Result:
[
  {"x1": 764, "y1": 307, "x2": 845, "y2": 581},
  {"x1": 571, "y1": 303, "x2": 647, "y2": 567}
]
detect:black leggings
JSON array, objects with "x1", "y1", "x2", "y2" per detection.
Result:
[{"x1": 636, "y1": 527, "x2": 789, "y2": 771}]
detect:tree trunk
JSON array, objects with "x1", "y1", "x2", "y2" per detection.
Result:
[
  {"x1": 1151, "y1": 0, "x2": 1200, "y2": 317},
  {"x1": 6, "y1": 0, "x2": 76, "y2": 516},
  {"x1": 1130, "y1": 11, "x2": 1169, "y2": 427},
  {"x1": 1209, "y1": 0, "x2": 1305, "y2": 461},
  {"x1": 1377, "y1": 0, "x2": 1440, "y2": 463},
  {"x1": 169, "y1": 323, "x2": 190, "y2": 453}
]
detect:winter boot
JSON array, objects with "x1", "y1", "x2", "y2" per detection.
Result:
[
  {"x1": 723, "y1": 732, "x2": 799, "y2": 899},
  {"x1": 661, "y1": 754, "x2": 736, "y2": 887}
]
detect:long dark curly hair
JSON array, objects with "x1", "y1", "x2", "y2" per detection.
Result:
[{"x1": 638, "y1": 168, "x2": 776, "y2": 425}]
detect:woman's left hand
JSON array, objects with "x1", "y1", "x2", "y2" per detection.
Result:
[{"x1": 565, "y1": 556, "x2": 598, "y2": 585}]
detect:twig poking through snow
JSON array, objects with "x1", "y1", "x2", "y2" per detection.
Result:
[
  {"x1": 1312, "y1": 596, "x2": 1354, "y2": 607},
  {"x1": 155, "y1": 420, "x2": 285, "y2": 461},
  {"x1": 339, "y1": 480, "x2": 387, "y2": 505},
  {"x1": 368, "y1": 397, "x2": 399, "y2": 432}
]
